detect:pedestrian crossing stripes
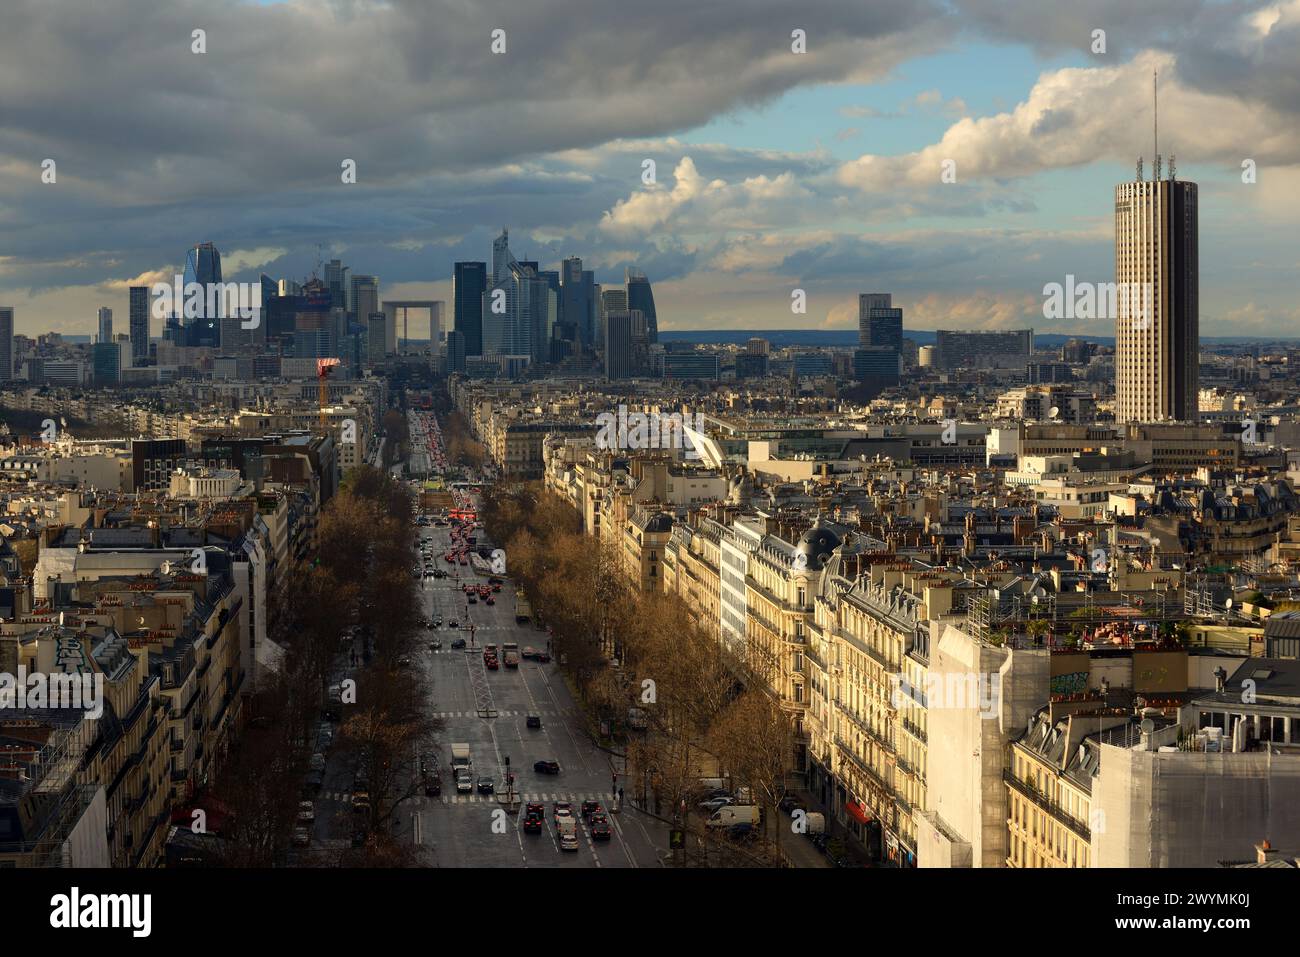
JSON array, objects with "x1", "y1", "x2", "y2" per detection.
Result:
[
  {"x1": 439, "y1": 792, "x2": 617, "y2": 806},
  {"x1": 432, "y1": 709, "x2": 572, "y2": 718}
]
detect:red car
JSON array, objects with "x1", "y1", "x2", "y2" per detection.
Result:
[{"x1": 485, "y1": 657, "x2": 499, "y2": 670}]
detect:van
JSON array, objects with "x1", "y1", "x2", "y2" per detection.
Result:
[
  {"x1": 801, "y1": 811, "x2": 826, "y2": 836},
  {"x1": 696, "y1": 777, "x2": 726, "y2": 793},
  {"x1": 557, "y1": 816, "x2": 579, "y2": 851},
  {"x1": 707, "y1": 806, "x2": 761, "y2": 828}
]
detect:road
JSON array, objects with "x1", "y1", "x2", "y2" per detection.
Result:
[{"x1": 409, "y1": 517, "x2": 668, "y2": 867}]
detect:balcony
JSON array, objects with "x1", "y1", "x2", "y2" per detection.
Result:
[
  {"x1": 901, "y1": 718, "x2": 928, "y2": 744},
  {"x1": 1002, "y1": 769, "x2": 1091, "y2": 842}
]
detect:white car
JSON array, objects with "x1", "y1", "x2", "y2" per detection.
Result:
[
  {"x1": 297, "y1": 801, "x2": 315, "y2": 824},
  {"x1": 455, "y1": 769, "x2": 473, "y2": 793},
  {"x1": 292, "y1": 826, "x2": 311, "y2": 847}
]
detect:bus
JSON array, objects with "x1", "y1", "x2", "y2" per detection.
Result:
[{"x1": 515, "y1": 591, "x2": 532, "y2": 624}]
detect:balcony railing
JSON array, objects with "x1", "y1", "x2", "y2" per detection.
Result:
[{"x1": 1002, "y1": 768, "x2": 1091, "y2": 842}]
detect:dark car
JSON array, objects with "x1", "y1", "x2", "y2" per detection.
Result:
[
  {"x1": 476, "y1": 775, "x2": 495, "y2": 794},
  {"x1": 778, "y1": 794, "x2": 807, "y2": 815},
  {"x1": 525, "y1": 715, "x2": 542, "y2": 729},
  {"x1": 522, "y1": 813, "x2": 543, "y2": 834},
  {"x1": 535, "y1": 651, "x2": 551, "y2": 663},
  {"x1": 590, "y1": 817, "x2": 611, "y2": 840},
  {"x1": 485, "y1": 597, "x2": 494, "y2": 605},
  {"x1": 468, "y1": 596, "x2": 477, "y2": 604},
  {"x1": 351, "y1": 829, "x2": 367, "y2": 848},
  {"x1": 525, "y1": 801, "x2": 545, "y2": 817},
  {"x1": 534, "y1": 760, "x2": 560, "y2": 775},
  {"x1": 424, "y1": 774, "x2": 442, "y2": 797},
  {"x1": 581, "y1": 800, "x2": 602, "y2": 819},
  {"x1": 448, "y1": 620, "x2": 459, "y2": 628},
  {"x1": 305, "y1": 769, "x2": 325, "y2": 792},
  {"x1": 450, "y1": 638, "x2": 467, "y2": 649}
]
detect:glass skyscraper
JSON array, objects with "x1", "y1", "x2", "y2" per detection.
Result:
[
  {"x1": 453, "y1": 261, "x2": 487, "y2": 357},
  {"x1": 625, "y1": 268, "x2": 658, "y2": 344}
]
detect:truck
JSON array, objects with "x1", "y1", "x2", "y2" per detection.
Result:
[
  {"x1": 557, "y1": 816, "x2": 579, "y2": 851},
  {"x1": 515, "y1": 591, "x2": 532, "y2": 624},
  {"x1": 450, "y1": 743, "x2": 471, "y2": 775},
  {"x1": 502, "y1": 642, "x2": 519, "y2": 668},
  {"x1": 706, "y1": 806, "x2": 761, "y2": 829},
  {"x1": 627, "y1": 707, "x2": 648, "y2": 731}
]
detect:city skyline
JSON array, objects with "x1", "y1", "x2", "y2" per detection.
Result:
[{"x1": 1, "y1": 1, "x2": 1298, "y2": 339}]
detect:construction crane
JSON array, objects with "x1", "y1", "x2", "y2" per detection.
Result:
[{"x1": 317, "y1": 357, "x2": 340, "y2": 428}]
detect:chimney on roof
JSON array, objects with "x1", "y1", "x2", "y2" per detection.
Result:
[
  {"x1": 1214, "y1": 666, "x2": 1227, "y2": 694},
  {"x1": 1257, "y1": 840, "x2": 1282, "y2": 865}
]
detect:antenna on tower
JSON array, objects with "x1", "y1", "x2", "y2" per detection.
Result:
[
  {"x1": 1168, "y1": 154, "x2": 1176, "y2": 181},
  {"x1": 1153, "y1": 69, "x2": 1161, "y2": 181}
]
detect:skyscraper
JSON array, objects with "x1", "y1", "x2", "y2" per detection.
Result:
[
  {"x1": 605, "y1": 311, "x2": 633, "y2": 380},
  {"x1": 97, "y1": 307, "x2": 113, "y2": 344},
  {"x1": 351, "y1": 275, "x2": 381, "y2": 350},
  {"x1": 1114, "y1": 163, "x2": 1198, "y2": 422},
  {"x1": 325, "y1": 259, "x2": 349, "y2": 313},
  {"x1": 560, "y1": 257, "x2": 592, "y2": 348},
  {"x1": 129, "y1": 286, "x2": 149, "y2": 363},
  {"x1": 626, "y1": 268, "x2": 659, "y2": 344},
  {"x1": 453, "y1": 261, "x2": 487, "y2": 357},
  {"x1": 182, "y1": 242, "x2": 222, "y2": 347},
  {"x1": 0, "y1": 307, "x2": 13, "y2": 382},
  {"x1": 858, "y1": 293, "x2": 895, "y2": 349}
]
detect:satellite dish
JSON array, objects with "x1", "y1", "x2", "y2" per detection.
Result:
[
  {"x1": 1140, "y1": 719, "x2": 1156, "y2": 734},
  {"x1": 160, "y1": 560, "x2": 172, "y2": 576},
  {"x1": 1225, "y1": 598, "x2": 1234, "y2": 609},
  {"x1": 1049, "y1": 406, "x2": 1060, "y2": 419}
]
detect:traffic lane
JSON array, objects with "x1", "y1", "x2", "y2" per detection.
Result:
[
  {"x1": 516, "y1": 659, "x2": 602, "y2": 781},
  {"x1": 423, "y1": 799, "x2": 527, "y2": 868}
]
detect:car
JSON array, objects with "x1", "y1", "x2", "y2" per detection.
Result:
[
  {"x1": 433, "y1": 618, "x2": 443, "y2": 626},
  {"x1": 425, "y1": 773, "x2": 442, "y2": 796},
  {"x1": 309, "y1": 753, "x2": 326, "y2": 772},
  {"x1": 521, "y1": 647, "x2": 536, "y2": 660},
  {"x1": 534, "y1": 760, "x2": 560, "y2": 775},
  {"x1": 322, "y1": 708, "x2": 341, "y2": 723},
  {"x1": 468, "y1": 596, "x2": 477, "y2": 604},
  {"x1": 485, "y1": 657, "x2": 499, "y2": 670},
  {"x1": 429, "y1": 639, "x2": 442, "y2": 650},
  {"x1": 778, "y1": 794, "x2": 807, "y2": 815},
  {"x1": 726, "y1": 823, "x2": 758, "y2": 841},
  {"x1": 352, "y1": 772, "x2": 369, "y2": 792},
  {"x1": 536, "y1": 651, "x2": 551, "y2": 663},
  {"x1": 523, "y1": 813, "x2": 543, "y2": 833},
  {"x1": 455, "y1": 770, "x2": 473, "y2": 793},
  {"x1": 297, "y1": 801, "x2": 315, "y2": 824},
  {"x1": 526, "y1": 715, "x2": 542, "y2": 729},
  {"x1": 449, "y1": 620, "x2": 459, "y2": 628},
  {"x1": 316, "y1": 726, "x2": 334, "y2": 749},
  {"x1": 590, "y1": 818, "x2": 611, "y2": 840},
  {"x1": 476, "y1": 775, "x2": 495, "y2": 794},
  {"x1": 581, "y1": 800, "x2": 602, "y2": 818},
  {"x1": 396, "y1": 656, "x2": 412, "y2": 668},
  {"x1": 525, "y1": 802, "x2": 545, "y2": 817},
  {"x1": 492, "y1": 584, "x2": 502, "y2": 593},
  {"x1": 485, "y1": 597, "x2": 494, "y2": 605},
  {"x1": 488, "y1": 577, "x2": 502, "y2": 585},
  {"x1": 699, "y1": 796, "x2": 733, "y2": 813},
  {"x1": 350, "y1": 829, "x2": 367, "y2": 848},
  {"x1": 292, "y1": 826, "x2": 311, "y2": 847},
  {"x1": 352, "y1": 794, "x2": 371, "y2": 815},
  {"x1": 553, "y1": 801, "x2": 573, "y2": 823},
  {"x1": 450, "y1": 638, "x2": 466, "y2": 649}
]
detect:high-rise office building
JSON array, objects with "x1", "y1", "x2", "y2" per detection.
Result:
[
  {"x1": 97, "y1": 307, "x2": 113, "y2": 344},
  {"x1": 446, "y1": 329, "x2": 466, "y2": 374},
  {"x1": 129, "y1": 286, "x2": 149, "y2": 363},
  {"x1": 858, "y1": 293, "x2": 892, "y2": 349},
  {"x1": 351, "y1": 275, "x2": 381, "y2": 351},
  {"x1": 0, "y1": 307, "x2": 13, "y2": 382},
  {"x1": 1114, "y1": 162, "x2": 1199, "y2": 422},
  {"x1": 605, "y1": 311, "x2": 633, "y2": 380},
  {"x1": 182, "y1": 242, "x2": 223, "y2": 347},
  {"x1": 626, "y1": 268, "x2": 658, "y2": 344},
  {"x1": 560, "y1": 257, "x2": 593, "y2": 348},
  {"x1": 454, "y1": 261, "x2": 487, "y2": 357},
  {"x1": 934, "y1": 329, "x2": 1033, "y2": 370},
  {"x1": 325, "y1": 260, "x2": 349, "y2": 313}
]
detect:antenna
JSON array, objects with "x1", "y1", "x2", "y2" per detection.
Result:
[{"x1": 1153, "y1": 70, "x2": 1161, "y2": 181}]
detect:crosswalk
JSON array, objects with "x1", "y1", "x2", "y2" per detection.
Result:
[
  {"x1": 440, "y1": 791, "x2": 616, "y2": 806},
  {"x1": 432, "y1": 708, "x2": 573, "y2": 719}
]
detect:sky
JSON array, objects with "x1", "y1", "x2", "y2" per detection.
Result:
[{"x1": 1, "y1": 0, "x2": 1299, "y2": 340}]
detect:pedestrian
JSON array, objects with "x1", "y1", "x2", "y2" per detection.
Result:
[{"x1": 619, "y1": 786, "x2": 624, "y2": 803}]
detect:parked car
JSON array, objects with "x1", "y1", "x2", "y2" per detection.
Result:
[
  {"x1": 778, "y1": 794, "x2": 807, "y2": 815},
  {"x1": 308, "y1": 754, "x2": 326, "y2": 773},
  {"x1": 292, "y1": 826, "x2": 311, "y2": 847},
  {"x1": 526, "y1": 715, "x2": 542, "y2": 729},
  {"x1": 699, "y1": 796, "x2": 733, "y2": 813},
  {"x1": 534, "y1": 760, "x2": 560, "y2": 775},
  {"x1": 297, "y1": 801, "x2": 315, "y2": 824}
]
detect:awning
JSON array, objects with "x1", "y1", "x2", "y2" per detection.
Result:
[{"x1": 846, "y1": 800, "x2": 871, "y2": 824}]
